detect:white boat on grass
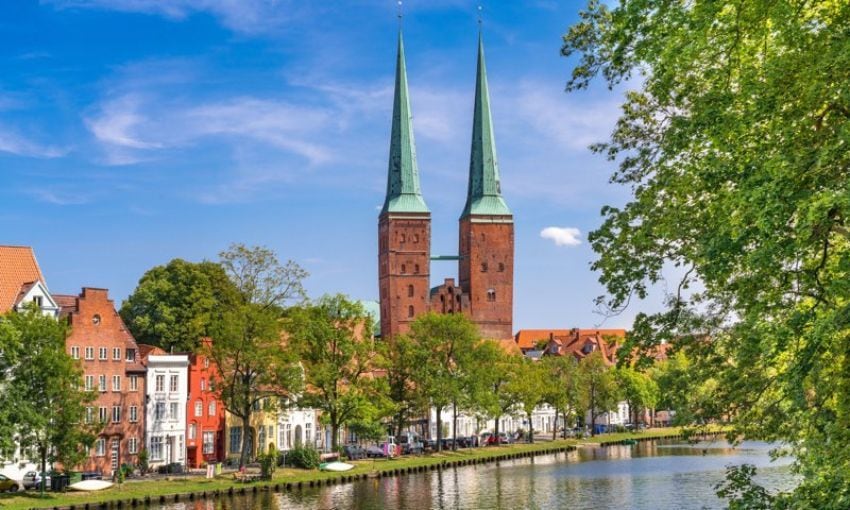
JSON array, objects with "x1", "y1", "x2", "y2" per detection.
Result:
[
  {"x1": 319, "y1": 462, "x2": 355, "y2": 472},
  {"x1": 68, "y1": 480, "x2": 114, "y2": 491}
]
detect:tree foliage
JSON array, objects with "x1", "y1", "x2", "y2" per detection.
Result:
[
  {"x1": 564, "y1": 0, "x2": 850, "y2": 504},
  {"x1": 1, "y1": 306, "x2": 95, "y2": 482},
  {"x1": 578, "y1": 351, "x2": 620, "y2": 435},
  {"x1": 207, "y1": 244, "x2": 307, "y2": 468},
  {"x1": 120, "y1": 259, "x2": 240, "y2": 352},
  {"x1": 286, "y1": 295, "x2": 380, "y2": 450},
  {"x1": 542, "y1": 355, "x2": 582, "y2": 438}
]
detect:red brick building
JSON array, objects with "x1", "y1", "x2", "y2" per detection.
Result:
[
  {"x1": 378, "y1": 33, "x2": 513, "y2": 340},
  {"x1": 56, "y1": 288, "x2": 146, "y2": 476},
  {"x1": 186, "y1": 338, "x2": 225, "y2": 467}
]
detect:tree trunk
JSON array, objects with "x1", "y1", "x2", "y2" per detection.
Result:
[
  {"x1": 435, "y1": 406, "x2": 443, "y2": 452},
  {"x1": 552, "y1": 409, "x2": 558, "y2": 441},
  {"x1": 40, "y1": 445, "x2": 47, "y2": 496},
  {"x1": 452, "y1": 402, "x2": 458, "y2": 451},
  {"x1": 239, "y1": 414, "x2": 251, "y2": 469},
  {"x1": 331, "y1": 423, "x2": 339, "y2": 451},
  {"x1": 527, "y1": 411, "x2": 534, "y2": 443},
  {"x1": 494, "y1": 413, "x2": 501, "y2": 445}
]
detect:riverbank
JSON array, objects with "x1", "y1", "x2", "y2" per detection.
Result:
[{"x1": 0, "y1": 428, "x2": 697, "y2": 510}]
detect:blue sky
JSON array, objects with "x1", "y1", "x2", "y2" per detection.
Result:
[{"x1": 1, "y1": 0, "x2": 664, "y2": 330}]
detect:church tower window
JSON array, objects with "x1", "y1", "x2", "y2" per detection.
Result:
[
  {"x1": 408, "y1": 305, "x2": 414, "y2": 318},
  {"x1": 408, "y1": 285, "x2": 414, "y2": 297}
]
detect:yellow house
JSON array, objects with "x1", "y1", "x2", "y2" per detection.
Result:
[{"x1": 224, "y1": 398, "x2": 279, "y2": 462}]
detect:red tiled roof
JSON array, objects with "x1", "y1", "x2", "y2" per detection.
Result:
[
  {"x1": 546, "y1": 328, "x2": 627, "y2": 365},
  {"x1": 514, "y1": 329, "x2": 572, "y2": 350},
  {"x1": 138, "y1": 343, "x2": 167, "y2": 362},
  {"x1": 52, "y1": 294, "x2": 79, "y2": 316},
  {"x1": 0, "y1": 246, "x2": 46, "y2": 313}
]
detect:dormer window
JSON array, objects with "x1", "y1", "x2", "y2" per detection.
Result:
[{"x1": 33, "y1": 296, "x2": 43, "y2": 307}]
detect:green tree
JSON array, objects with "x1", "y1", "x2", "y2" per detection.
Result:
[
  {"x1": 207, "y1": 244, "x2": 307, "y2": 468},
  {"x1": 542, "y1": 355, "x2": 582, "y2": 439},
  {"x1": 564, "y1": 1, "x2": 850, "y2": 503},
  {"x1": 2, "y1": 305, "x2": 95, "y2": 493},
  {"x1": 407, "y1": 313, "x2": 480, "y2": 452},
  {"x1": 286, "y1": 295, "x2": 379, "y2": 450},
  {"x1": 616, "y1": 367, "x2": 659, "y2": 427},
  {"x1": 377, "y1": 333, "x2": 427, "y2": 439},
  {"x1": 485, "y1": 351, "x2": 523, "y2": 445},
  {"x1": 507, "y1": 358, "x2": 546, "y2": 443},
  {"x1": 120, "y1": 259, "x2": 241, "y2": 352},
  {"x1": 578, "y1": 351, "x2": 620, "y2": 435}
]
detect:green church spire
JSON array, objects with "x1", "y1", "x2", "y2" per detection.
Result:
[
  {"x1": 461, "y1": 32, "x2": 511, "y2": 219},
  {"x1": 381, "y1": 30, "x2": 429, "y2": 215}
]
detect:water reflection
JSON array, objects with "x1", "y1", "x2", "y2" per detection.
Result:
[{"x1": 155, "y1": 440, "x2": 796, "y2": 510}]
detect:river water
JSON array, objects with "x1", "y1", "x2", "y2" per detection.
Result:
[{"x1": 154, "y1": 439, "x2": 796, "y2": 510}]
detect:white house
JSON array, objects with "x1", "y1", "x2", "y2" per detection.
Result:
[
  {"x1": 141, "y1": 348, "x2": 189, "y2": 469},
  {"x1": 277, "y1": 407, "x2": 320, "y2": 451}
]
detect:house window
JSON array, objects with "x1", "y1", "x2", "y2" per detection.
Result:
[
  {"x1": 155, "y1": 374, "x2": 164, "y2": 392},
  {"x1": 85, "y1": 407, "x2": 94, "y2": 424},
  {"x1": 129, "y1": 406, "x2": 138, "y2": 423},
  {"x1": 33, "y1": 295, "x2": 43, "y2": 307},
  {"x1": 112, "y1": 375, "x2": 121, "y2": 392},
  {"x1": 99, "y1": 375, "x2": 107, "y2": 392},
  {"x1": 169, "y1": 375, "x2": 178, "y2": 392},
  {"x1": 408, "y1": 305, "x2": 414, "y2": 318},
  {"x1": 150, "y1": 436, "x2": 163, "y2": 460},
  {"x1": 154, "y1": 402, "x2": 166, "y2": 421},
  {"x1": 112, "y1": 406, "x2": 121, "y2": 423},
  {"x1": 189, "y1": 424, "x2": 197, "y2": 440},
  {"x1": 99, "y1": 347, "x2": 108, "y2": 360},
  {"x1": 204, "y1": 358, "x2": 210, "y2": 369},
  {"x1": 85, "y1": 347, "x2": 94, "y2": 360},
  {"x1": 129, "y1": 375, "x2": 138, "y2": 391},
  {"x1": 170, "y1": 402, "x2": 179, "y2": 421},
  {"x1": 208, "y1": 400, "x2": 216, "y2": 416},
  {"x1": 195, "y1": 401, "x2": 203, "y2": 417},
  {"x1": 201, "y1": 378, "x2": 206, "y2": 391},
  {"x1": 128, "y1": 437, "x2": 138, "y2": 455},
  {"x1": 99, "y1": 407, "x2": 108, "y2": 423},
  {"x1": 71, "y1": 346, "x2": 80, "y2": 359},
  {"x1": 95, "y1": 438, "x2": 105, "y2": 456},
  {"x1": 125, "y1": 349, "x2": 135, "y2": 362},
  {"x1": 203, "y1": 432, "x2": 214, "y2": 454},
  {"x1": 229, "y1": 427, "x2": 242, "y2": 454},
  {"x1": 408, "y1": 285, "x2": 414, "y2": 297},
  {"x1": 85, "y1": 375, "x2": 94, "y2": 391},
  {"x1": 113, "y1": 347, "x2": 121, "y2": 360},
  {"x1": 305, "y1": 423, "x2": 312, "y2": 444}
]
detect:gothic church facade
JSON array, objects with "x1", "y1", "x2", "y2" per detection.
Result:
[{"x1": 378, "y1": 31, "x2": 513, "y2": 340}]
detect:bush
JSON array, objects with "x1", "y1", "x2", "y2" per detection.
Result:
[{"x1": 285, "y1": 446, "x2": 320, "y2": 470}]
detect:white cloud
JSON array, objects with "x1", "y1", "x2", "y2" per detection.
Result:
[
  {"x1": 45, "y1": 0, "x2": 300, "y2": 35},
  {"x1": 0, "y1": 127, "x2": 68, "y2": 158},
  {"x1": 540, "y1": 226, "x2": 582, "y2": 247}
]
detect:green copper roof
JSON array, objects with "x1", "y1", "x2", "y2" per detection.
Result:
[
  {"x1": 461, "y1": 33, "x2": 511, "y2": 218},
  {"x1": 381, "y1": 31, "x2": 429, "y2": 215}
]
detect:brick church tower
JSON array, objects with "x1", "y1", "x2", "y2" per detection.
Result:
[
  {"x1": 378, "y1": 31, "x2": 431, "y2": 339},
  {"x1": 458, "y1": 34, "x2": 514, "y2": 340}
]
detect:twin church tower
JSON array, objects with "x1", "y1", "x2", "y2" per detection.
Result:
[{"x1": 378, "y1": 30, "x2": 514, "y2": 341}]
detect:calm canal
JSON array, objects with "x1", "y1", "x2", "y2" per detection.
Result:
[{"x1": 155, "y1": 439, "x2": 796, "y2": 510}]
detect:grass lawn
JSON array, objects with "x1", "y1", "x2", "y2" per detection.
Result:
[{"x1": 0, "y1": 428, "x2": 692, "y2": 510}]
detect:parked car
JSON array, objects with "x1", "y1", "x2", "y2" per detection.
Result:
[
  {"x1": 22, "y1": 471, "x2": 50, "y2": 490},
  {"x1": 0, "y1": 474, "x2": 21, "y2": 493},
  {"x1": 486, "y1": 432, "x2": 513, "y2": 445},
  {"x1": 343, "y1": 444, "x2": 366, "y2": 460},
  {"x1": 365, "y1": 445, "x2": 387, "y2": 458},
  {"x1": 398, "y1": 432, "x2": 423, "y2": 455}
]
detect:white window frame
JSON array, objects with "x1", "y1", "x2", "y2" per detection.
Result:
[
  {"x1": 129, "y1": 406, "x2": 138, "y2": 423},
  {"x1": 98, "y1": 375, "x2": 107, "y2": 392},
  {"x1": 155, "y1": 374, "x2": 164, "y2": 392},
  {"x1": 85, "y1": 347, "x2": 94, "y2": 360},
  {"x1": 129, "y1": 375, "x2": 138, "y2": 391},
  {"x1": 195, "y1": 401, "x2": 203, "y2": 417},
  {"x1": 112, "y1": 375, "x2": 121, "y2": 392},
  {"x1": 128, "y1": 437, "x2": 138, "y2": 454},
  {"x1": 113, "y1": 347, "x2": 121, "y2": 360},
  {"x1": 71, "y1": 346, "x2": 80, "y2": 359},
  {"x1": 95, "y1": 438, "x2": 106, "y2": 456},
  {"x1": 203, "y1": 432, "x2": 214, "y2": 454},
  {"x1": 99, "y1": 347, "x2": 107, "y2": 360},
  {"x1": 169, "y1": 374, "x2": 178, "y2": 393},
  {"x1": 208, "y1": 400, "x2": 216, "y2": 416},
  {"x1": 112, "y1": 406, "x2": 121, "y2": 423}
]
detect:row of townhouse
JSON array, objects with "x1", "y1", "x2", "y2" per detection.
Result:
[{"x1": 0, "y1": 246, "x2": 322, "y2": 479}]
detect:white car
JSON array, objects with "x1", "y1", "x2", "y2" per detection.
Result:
[{"x1": 22, "y1": 471, "x2": 50, "y2": 490}]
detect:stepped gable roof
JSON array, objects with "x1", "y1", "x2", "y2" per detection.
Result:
[{"x1": 0, "y1": 245, "x2": 47, "y2": 312}]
